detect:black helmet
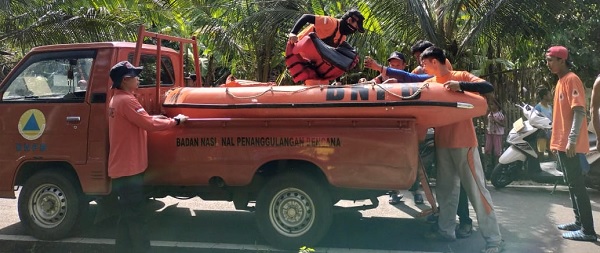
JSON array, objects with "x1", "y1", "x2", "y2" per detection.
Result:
[{"x1": 341, "y1": 9, "x2": 365, "y2": 33}]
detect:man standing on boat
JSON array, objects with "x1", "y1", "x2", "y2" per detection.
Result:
[
  {"x1": 285, "y1": 9, "x2": 365, "y2": 85},
  {"x1": 418, "y1": 47, "x2": 503, "y2": 253}
]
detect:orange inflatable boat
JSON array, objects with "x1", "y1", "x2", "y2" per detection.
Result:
[{"x1": 162, "y1": 82, "x2": 487, "y2": 129}]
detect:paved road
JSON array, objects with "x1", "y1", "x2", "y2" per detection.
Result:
[{"x1": 1, "y1": 183, "x2": 600, "y2": 253}]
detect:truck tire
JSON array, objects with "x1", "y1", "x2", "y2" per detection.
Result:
[
  {"x1": 18, "y1": 171, "x2": 87, "y2": 240},
  {"x1": 256, "y1": 172, "x2": 332, "y2": 249},
  {"x1": 490, "y1": 162, "x2": 518, "y2": 189}
]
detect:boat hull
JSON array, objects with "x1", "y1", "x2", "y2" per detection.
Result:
[{"x1": 162, "y1": 82, "x2": 488, "y2": 128}]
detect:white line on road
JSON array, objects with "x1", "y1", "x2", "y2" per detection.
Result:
[{"x1": 0, "y1": 234, "x2": 442, "y2": 253}]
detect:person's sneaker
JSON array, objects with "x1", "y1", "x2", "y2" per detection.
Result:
[
  {"x1": 557, "y1": 222, "x2": 581, "y2": 231},
  {"x1": 481, "y1": 240, "x2": 504, "y2": 253},
  {"x1": 424, "y1": 226, "x2": 456, "y2": 242},
  {"x1": 426, "y1": 212, "x2": 439, "y2": 224},
  {"x1": 388, "y1": 194, "x2": 404, "y2": 205},
  {"x1": 414, "y1": 193, "x2": 424, "y2": 204},
  {"x1": 562, "y1": 230, "x2": 598, "y2": 241},
  {"x1": 455, "y1": 223, "x2": 473, "y2": 238}
]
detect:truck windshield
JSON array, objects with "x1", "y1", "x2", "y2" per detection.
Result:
[{"x1": 2, "y1": 53, "x2": 93, "y2": 101}]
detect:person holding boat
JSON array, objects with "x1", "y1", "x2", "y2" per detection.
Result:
[
  {"x1": 418, "y1": 47, "x2": 503, "y2": 253},
  {"x1": 108, "y1": 61, "x2": 189, "y2": 253},
  {"x1": 365, "y1": 44, "x2": 475, "y2": 239}
]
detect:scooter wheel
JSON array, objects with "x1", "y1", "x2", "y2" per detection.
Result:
[{"x1": 491, "y1": 162, "x2": 517, "y2": 189}]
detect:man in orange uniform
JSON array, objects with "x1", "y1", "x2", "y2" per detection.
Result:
[
  {"x1": 419, "y1": 47, "x2": 503, "y2": 253},
  {"x1": 108, "y1": 61, "x2": 189, "y2": 253},
  {"x1": 547, "y1": 46, "x2": 597, "y2": 241},
  {"x1": 288, "y1": 9, "x2": 365, "y2": 47},
  {"x1": 286, "y1": 9, "x2": 365, "y2": 84},
  {"x1": 410, "y1": 40, "x2": 453, "y2": 74}
]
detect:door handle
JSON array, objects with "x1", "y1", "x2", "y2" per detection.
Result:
[{"x1": 66, "y1": 116, "x2": 81, "y2": 123}]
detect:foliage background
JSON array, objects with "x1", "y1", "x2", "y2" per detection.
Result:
[{"x1": 0, "y1": 0, "x2": 598, "y2": 109}]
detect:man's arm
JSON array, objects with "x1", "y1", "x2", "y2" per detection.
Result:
[
  {"x1": 591, "y1": 76, "x2": 600, "y2": 139},
  {"x1": 290, "y1": 14, "x2": 316, "y2": 34},
  {"x1": 458, "y1": 81, "x2": 494, "y2": 94},
  {"x1": 384, "y1": 67, "x2": 431, "y2": 82},
  {"x1": 570, "y1": 106, "x2": 585, "y2": 145}
]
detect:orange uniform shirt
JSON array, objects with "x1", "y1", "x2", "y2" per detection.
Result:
[
  {"x1": 298, "y1": 16, "x2": 345, "y2": 47},
  {"x1": 425, "y1": 71, "x2": 484, "y2": 148},
  {"x1": 108, "y1": 89, "x2": 176, "y2": 178},
  {"x1": 550, "y1": 72, "x2": 589, "y2": 153}
]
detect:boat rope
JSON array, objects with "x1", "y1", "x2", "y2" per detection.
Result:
[
  {"x1": 367, "y1": 80, "x2": 430, "y2": 100},
  {"x1": 225, "y1": 85, "x2": 328, "y2": 99},
  {"x1": 225, "y1": 80, "x2": 429, "y2": 100}
]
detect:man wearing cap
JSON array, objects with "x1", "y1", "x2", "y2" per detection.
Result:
[
  {"x1": 285, "y1": 9, "x2": 364, "y2": 85},
  {"x1": 546, "y1": 46, "x2": 597, "y2": 241},
  {"x1": 108, "y1": 61, "x2": 189, "y2": 252},
  {"x1": 288, "y1": 8, "x2": 365, "y2": 47},
  {"x1": 365, "y1": 51, "x2": 407, "y2": 84}
]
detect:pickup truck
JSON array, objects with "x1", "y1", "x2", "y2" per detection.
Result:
[{"x1": 0, "y1": 27, "x2": 422, "y2": 249}]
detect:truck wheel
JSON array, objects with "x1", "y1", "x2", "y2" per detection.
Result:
[
  {"x1": 18, "y1": 171, "x2": 86, "y2": 240},
  {"x1": 490, "y1": 162, "x2": 518, "y2": 189},
  {"x1": 256, "y1": 172, "x2": 332, "y2": 249}
]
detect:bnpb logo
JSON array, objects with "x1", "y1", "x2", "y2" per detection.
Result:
[{"x1": 18, "y1": 109, "x2": 46, "y2": 140}]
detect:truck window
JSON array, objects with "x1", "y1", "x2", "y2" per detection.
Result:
[
  {"x1": 128, "y1": 54, "x2": 174, "y2": 87},
  {"x1": 1, "y1": 50, "x2": 94, "y2": 102}
]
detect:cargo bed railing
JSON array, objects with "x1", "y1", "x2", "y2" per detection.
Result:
[{"x1": 133, "y1": 25, "x2": 202, "y2": 112}]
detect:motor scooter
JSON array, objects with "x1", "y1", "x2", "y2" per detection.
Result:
[{"x1": 490, "y1": 103, "x2": 600, "y2": 190}]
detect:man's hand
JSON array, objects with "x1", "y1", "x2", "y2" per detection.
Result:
[
  {"x1": 566, "y1": 142, "x2": 576, "y2": 158},
  {"x1": 443, "y1": 81, "x2": 461, "y2": 91},
  {"x1": 174, "y1": 114, "x2": 189, "y2": 125},
  {"x1": 288, "y1": 33, "x2": 298, "y2": 44},
  {"x1": 384, "y1": 78, "x2": 398, "y2": 83},
  {"x1": 364, "y1": 56, "x2": 383, "y2": 72}
]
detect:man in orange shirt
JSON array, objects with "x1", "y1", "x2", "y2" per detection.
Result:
[
  {"x1": 108, "y1": 61, "x2": 189, "y2": 253},
  {"x1": 286, "y1": 9, "x2": 365, "y2": 84},
  {"x1": 591, "y1": 74, "x2": 600, "y2": 148},
  {"x1": 288, "y1": 9, "x2": 365, "y2": 47},
  {"x1": 410, "y1": 40, "x2": 453, "y2": 74},
  {"x1": 547, "y1": 46, "x2": 596, "y2": 241},
  {"x1": 420, "y1": 47, "x2": 503, "y2": 253}
]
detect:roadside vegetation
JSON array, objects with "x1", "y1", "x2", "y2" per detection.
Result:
[{"x1": 0, "y1": 0, "x2": 598, "y2": 104}]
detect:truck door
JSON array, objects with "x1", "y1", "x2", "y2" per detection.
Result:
[{"x1": 0, "y1": 50, "x2": 95, "y2": 166}]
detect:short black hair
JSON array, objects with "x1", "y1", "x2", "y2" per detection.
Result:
[
  {"x1": 536, "y1": 86, "x2": 549, "y2": 100},
  {"x1": 411, "y1": 40, "x2": 435, "y2": 54},
  {"x1": 420, "y1": 46, "x2": 447, "y2": 64}
]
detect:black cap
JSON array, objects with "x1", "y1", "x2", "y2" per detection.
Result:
[
  {"x1": 342, "y1": 9, "x2": 365, "y2": 33},
  {"x1": 387, "y1": 51, "x2": 406, "y2": 62},
  {"x1": 109, "y1": 61, "x2": 143, "y2": 89}
]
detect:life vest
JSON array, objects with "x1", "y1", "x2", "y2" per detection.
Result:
[{"x1": 286, "y1": 32, "x2": 358, "y2": 84}]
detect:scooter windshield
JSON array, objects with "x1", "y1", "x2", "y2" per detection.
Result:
[{"x1": 522, "y1": 104, "x2": 552, "y2": 129}]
